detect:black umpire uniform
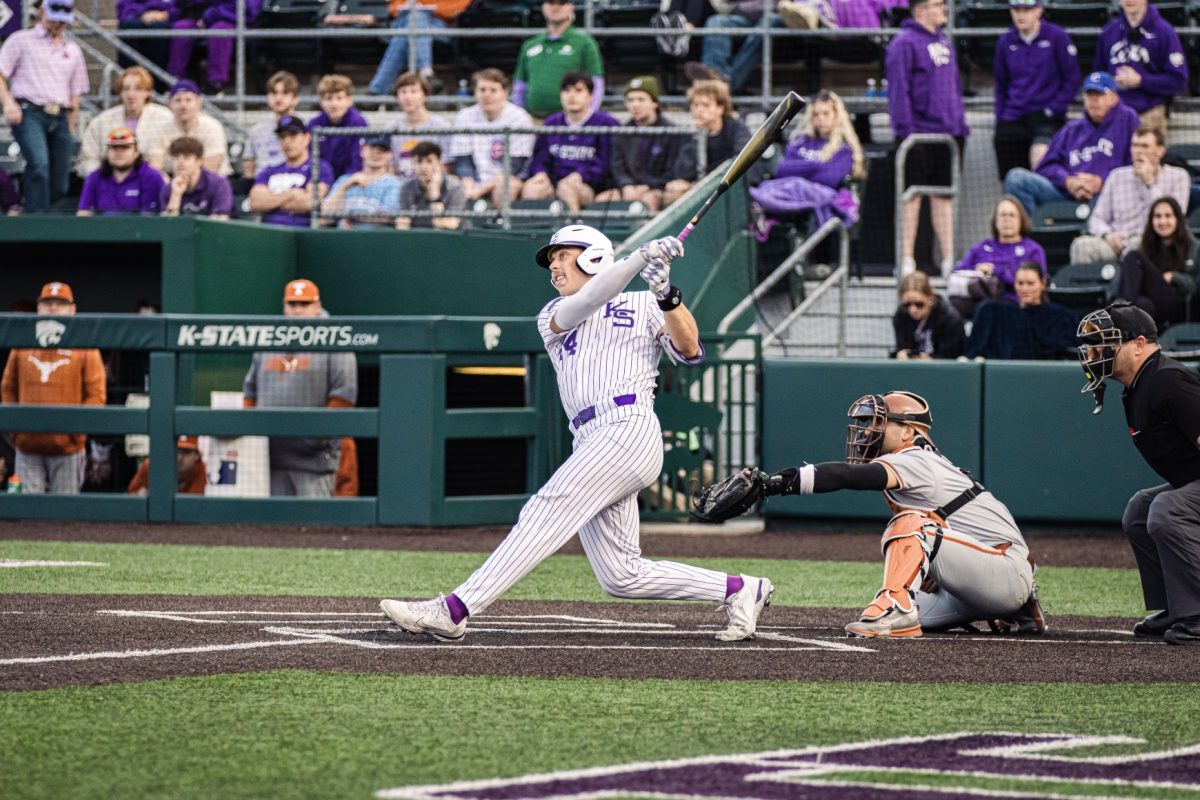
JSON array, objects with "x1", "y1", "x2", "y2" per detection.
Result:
[{"x1": 1079, "y1": 301, "x2": 1200, "y2": 645}]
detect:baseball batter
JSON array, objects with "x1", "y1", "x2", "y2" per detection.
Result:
[
  {"x1": 719, "y1": 391, "x2": 1043, "y2": 637},
  {"x1": 381, "y1": 226, "x2": 774, "y2": 641}
]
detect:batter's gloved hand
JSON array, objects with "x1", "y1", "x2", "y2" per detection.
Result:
[
  {"x1": 639, "y1": 236, "x2": 684, "y2": 264},
  {"x1": 640, "y1": 258, "x2": 671, "y2": 300}
]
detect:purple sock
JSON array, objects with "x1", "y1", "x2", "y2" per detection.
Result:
[
  {"x1": 725, "y1": 575, "x2": 744, "y2": 599},
  {"x1": 445, "y1": 592, "x2": 469, "y2": 624}
]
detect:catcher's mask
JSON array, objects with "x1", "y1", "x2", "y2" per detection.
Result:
[
  {"x1": 845, "y1": 391, "x2": 933, "y2": 464},
  {"x1": 535, "y1": 225, "x2": 614, "y2": 276}
]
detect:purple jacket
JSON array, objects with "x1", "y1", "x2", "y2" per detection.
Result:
[
  {"x1": 172, "y1": 0, "x2": 260, "y2": 25},
  {"x1": 886, "y1": 19, "x2": 969, "y2": 140},
  {"x1": 994, "y1": 21, "x2": 1080, "y2": 121},
  {"x1": 118, "y1": 0, "x2": 174, "y2": 22},
  {"x1": 773, "y1": 134, "x2": 853, "y2": 188},
  {"x1": 954, "y1": 238, "x2": 1047, "y2": 302},
  {"x1": 1034, "y1": 103, "x2": 1140, "y2": 189},
  {"x1": 1094, "y1": 3, "x2": 1188, "y2": 113},
  {"x1": 308, "y1": 106, "x2": 368, "y2": 181},
  {"x1": 525, "y1": 110, "x2": 620, "y2": 191}
]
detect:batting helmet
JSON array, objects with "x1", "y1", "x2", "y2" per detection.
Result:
[
  {"x1": 845, "y1": 391, "x2": 933, "y2": 464},
  {"x1": 1076, "y1": 301, "x2": 1158, "y2": 393},
  {"x1": 535, "y1": 225, "x2": 614, "y2": 275}
]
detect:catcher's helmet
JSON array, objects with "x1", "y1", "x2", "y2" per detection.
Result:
[
  {"x1": 1076, "y1": 301, "x2": 1158, "y2": 393},
  {"x1": 535, "y1": 225, "x2": 614, "y2": 275},
  {"x1": 845, "y1": 391, "x2": 933, "y2": 464}
]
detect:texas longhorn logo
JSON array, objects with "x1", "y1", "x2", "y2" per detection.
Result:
[
  {"x1": 377, "y1": 732, "x2": 1200, "y2": 799},
  {"x1": 34, "y1": 319, "x2": 66, "y2": 348}
]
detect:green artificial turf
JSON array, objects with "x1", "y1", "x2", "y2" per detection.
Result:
[
  {"x1": 2, "y1": 673, "x2": 1198, "y2": 800},
  {"x1": 0, "y1": 539, "x2": 1144, "y2": 616}
]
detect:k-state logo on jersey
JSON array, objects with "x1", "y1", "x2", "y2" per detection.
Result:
[
  {"x1": 604, "y1": 300, "x2": 635, "y2": 328},
  {"x1": 35, "y1": 319, "x2": 66, "y2": 348}
]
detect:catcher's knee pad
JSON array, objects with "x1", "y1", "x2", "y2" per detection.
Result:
[
  {"x1": 880, "y1": 509, "x2": 942, "y2": 555},
  {"x1": 865, "y1": 510, "x2": 938, "y2": 617}
]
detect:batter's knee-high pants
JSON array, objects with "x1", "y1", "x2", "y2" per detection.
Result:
[
  {"x1": 454, "y1": 410, "x2": 729, "y2": 614},
  {"x1": 914, "y1": 528, "x2": 1035, "y2": 630},
  {"x1": 1123, "y1": 481, "x2": 1200, "y2": 619}
]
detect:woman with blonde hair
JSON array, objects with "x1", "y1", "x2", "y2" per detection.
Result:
[
  {"x1": 747, "y1": 89, "x2": 865, "y2": 241},
  {"x1": 892, "y1": 271, "x2": 965, "y2": 359}
]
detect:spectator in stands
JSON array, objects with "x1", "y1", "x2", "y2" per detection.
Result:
[
  {"x1": 390, "y1": 71, "x2": 453, "y2": 178},
  {"x1": 992, "y1": 0, "x2": 1079, "y2": 181},
  {"x1": 167, "y1": 0, "x2": 259, "y2": 96},
  {"x1": 0, "y1": 0, "x2": 88, "y2": 213},
  {"x1": 1003, "y1": 72, "x2": 1141, "y2": 215},
  {"x1": 664, "y1": 79, "x2": 750, "y2": 207},
  {"x1": 1094, "y1": 0, "x2": 1187, "y2": 133},
  {"x1": 78, "y1": 67, "x2": 175, "y2": 180},
  {"x1": 145, "y1": 79, "x2": 231, "y2": 175},
  {"x1": 250, "y1": 115, "x2": 333, "y2": 227},
  {"x1": 949, "y1": 195, "x2": 1047, "y2": 318},
  {"x1": 367, "y1": 0, "x2": 469, "y2": 96},
  {"x1": 887, "y1": 0, "x2": 969, "y2": 278},
  {"x1": 520, "y1": 73, "x2": 618, "y2": 213},
  {"x1": 595, "y1": 76, "x2": 681, "y2": 214},
  {"x1": 397, "y1": 141, "x2": 465, "y2": 229},
  {"x1": 1068, "y1": 127, "x2": 1189, "y2": 264},
  {"x1": 1, "y1": 281, "x2": 106, "y2": 494},
  {"x1": 321, "y1": 136, "x2": 404, "y2": 228},
  {"x1": 0, "y1": 169, "x2": 20, "y2": 214},
  {"x1": 513, "y1": 0, "x2": 605, "y2": 119},
  {"x1": 243, "y1": 279, "x2": 357, "y2": 498},
  {"x1": 892, "y1": 271, "x2": 965, "y2": 360},
  {"x1": 117, "y1": 0, "x2": 172, "y2": 74},
  {"x1": 161, "y1": 136, "x2": 232, "y2": 218},
  {"x1": 77, "y1": 127, "x2": 167, "y2": 216},
  {"x1": 127, "y1": 435, "x2": 207, "y2": 495},
  {"x1": 777, "y1": 0, "x2": 885, "y2": 29},
  {"x1": 448, "y1": 68, "x2": 535, "y2": 207},
  {"x1": 746, "y1": 88, "x2": 864, "y2": 241},
  {"x1": 1114, "y1": 196, "x2": 1198, "y2": 327},
  {"x1": 684, "y1": 1, "x2": 784, "y2": 94},
  {"x1": 308, "y1": 74, "x2": 369, "y2": 181},
  {"x1": 964, "y1": 262, "x2": 1077, "y2": 359},
  {"x1": 244, "y1": 71, "x2": 298, "y2": 180}
]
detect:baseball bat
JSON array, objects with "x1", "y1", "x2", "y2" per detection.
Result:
[{"x1": 676, "y1": 91, "x2": 807, "y2": 243}]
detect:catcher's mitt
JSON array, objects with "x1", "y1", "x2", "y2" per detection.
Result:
[{"x1": 691, "y1": 469, "x2": 767, "y2": 523}]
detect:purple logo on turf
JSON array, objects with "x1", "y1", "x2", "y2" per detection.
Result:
[{"x1": 376, "y1": 732, "x2": 1200, "y2": 799}]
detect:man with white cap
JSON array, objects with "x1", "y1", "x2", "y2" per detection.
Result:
[{"x1": 0, "y1": 0, "x2": 89, "y2": 212}]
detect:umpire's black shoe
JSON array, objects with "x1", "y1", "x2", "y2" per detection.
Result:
[
  {"x1": 1164, "y1": 614, "x2": 1200, "y2": 646},
  {"x1": 1133, "y1": 610, "x2": 1172, "y2": 638}
]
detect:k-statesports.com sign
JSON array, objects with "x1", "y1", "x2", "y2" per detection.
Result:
[{"x1": 174, "y1": 324, "x2": 380, "y2": 348}]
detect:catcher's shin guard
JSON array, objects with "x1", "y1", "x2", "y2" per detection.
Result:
[{"x1": 857, "y1": 511, "x2": 936, "y2": 627}]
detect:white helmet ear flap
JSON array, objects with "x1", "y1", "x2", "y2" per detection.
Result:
[{"x1": 577, "y1": 243, "x2": 614, "y2": 275}]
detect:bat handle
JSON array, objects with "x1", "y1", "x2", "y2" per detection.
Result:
[{"x1": 677, "y1": 222, "x2": 697, "y2": 242}]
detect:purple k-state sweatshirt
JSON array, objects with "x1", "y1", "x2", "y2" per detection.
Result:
[
  {"x1": 308, "y1": 106, "x2": 369, "y2": 181},
  {"x1": 885, "y1": 18, "x2": 969, "y2": 141},
  {"x1": 1034, "y1": 102, "x2": 1140, "y2": 189},
  {"x1": 1094, "y1": 3, "x2": 1188, "y2": 113},
  {"x1": 994, "y1": 21, "x2": 1080, "y2": 121},
  {"x1": 525, "y1": 110, "x2": 620, "y2": 191},
  {"x1": 773, "y1": 135, "x2": 854, "y2": 189}
]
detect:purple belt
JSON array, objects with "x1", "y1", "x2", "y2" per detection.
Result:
[{"x1": 572, "y1": 394, "x2": 637, "y2": 429}]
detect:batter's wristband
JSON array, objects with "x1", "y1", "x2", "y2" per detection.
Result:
[{"x1": 657, "y1": 285, "x2": 682, "y2": 311}]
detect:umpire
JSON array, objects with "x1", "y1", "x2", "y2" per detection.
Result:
[{"x1": 1078, "y1": 301, "x2": 1200, "y2": 645}]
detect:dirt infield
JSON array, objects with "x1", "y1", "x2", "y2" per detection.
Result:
[
  {"x1": 4, "y1": 593, "x2": 1195, "y2": 693},
  {"x1": 0, "y1": 519, "x2": 1135, "y2": 568}
]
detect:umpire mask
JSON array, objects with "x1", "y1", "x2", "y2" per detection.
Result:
[
  {"x1": 845, "y1": 392, "x2": 933, "y2": 464},
  {"x1": 1077, "y1": 302, "x2": 1158, "y2": 414}
]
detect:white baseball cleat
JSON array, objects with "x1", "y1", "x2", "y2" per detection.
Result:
[
  {"x1": 380, "y1": 595, "x2": 467, "y2": 642},
  {"x1": 716, "y1": 574, "x2": 774, "y2": 641},
  {"x1": 844, "y1": 605, "x2": 922, "y2": 638}
]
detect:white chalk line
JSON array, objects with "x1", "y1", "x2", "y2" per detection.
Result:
[
  {"x1": 0, "y1": 560, "x2": 109, "y2": 568},
  {"x1": 0, "y1": 638, "x2": 316, "y2": 666}
]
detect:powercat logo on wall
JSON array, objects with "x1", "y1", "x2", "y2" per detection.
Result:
[
  {"x1": 175, "y1": 324, "x2": 379, "y2": 348},
  {"x1": 376, "y1": 732, "x2": 1200, "y2": 799}
]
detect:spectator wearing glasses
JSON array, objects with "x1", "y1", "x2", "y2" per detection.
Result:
[
  {"x1": 0, "y1": 0, "x2": 89, "y2": 212},
  {"x1": 1094, "y1": 0, "x2": 1188, "y2": 133},
  {"x1": 892, "y1": 272, "x2": 965, "y2": 360},
  {"x1": 512, "y1": 0, "x2": 605, "y2": 119},
  {"x1": 77, "y1": 127, "x2": 167, "y2": 216}
]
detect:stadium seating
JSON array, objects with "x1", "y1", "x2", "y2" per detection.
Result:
[
  {"x1": 453, "y1": 0, "x2": 537, "y2": 76},
  {"x1": 596, "y1": 0, "x2": 663, "y2": 74},
  {"x1": 0, "y1": 130, "x2": 25, "y2": 177},
  {"x1": 321, "y1": 0, "x2": 392, "y2": 72},
  {"x1": 1046, "y1": 260, "x2": 1119, "y2": 316},
  {"x1": 1030, "y1": 199, "x2": 1091, "y2": 272},
  {"x1": 1158, "y1": 321, "x2": 1200, "y2": 358},
  {"x1": 255, "y1": 0, "x2": 329, "y2": 76},
  {"x1": 957, "y1": 0, "x2": 1012, "y2": 73}
]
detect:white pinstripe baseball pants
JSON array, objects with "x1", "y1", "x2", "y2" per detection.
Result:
[{"x1": 454, "y1": 409, "x2": 729, "y2": 614}]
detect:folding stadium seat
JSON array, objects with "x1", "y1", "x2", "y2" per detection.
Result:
[
  {"x1": 957, "y1": 0, "x2": 1012, "y2": 73},
  {"x1": 597, "y1": 0, "x2": 663, "y2": 74},
  {"x1": 321, "y1": 0, "x2": 392, "y2": 73},
  {"x1": 1042, "y1": 0, "x2": 1111, "y2": 65},
  {"x1": 1030, "y1": 199, "x2": 1090, "y2": 273},
  {"x1": 453, "y1": 0, "x2": 537, "y2": 76},
  {"x1": 1047, "y1": 260, "x2": 1119, "y2": 316},
  {"x1": 1190, "y1": 206, "x2": 1200, "y2": 236},
  {"x1": 0, "y1": 130, "x2": 26, "y2": 177},
  {"x1": 256, "y1": 0, "x2": 329, "y2": 76},
  {"x1": 1158, "y1": 321, "x2": 1200, "y2": 358},
  {"x1": 582, "y1": 198, "x2": 650, "y2": 240}
]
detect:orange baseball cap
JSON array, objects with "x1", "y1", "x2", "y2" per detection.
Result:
[
  {"x1": 177, "y1": 435, "x2": 200, "y2": 451},
  {"x1": 106, "y1": 127, "x2": 137, "y2": 146},
  {"x1": 39, "y1": 282, "x2": 75, "y2": 303},
  {"x1": 283, "y1": 279, "x2": 320, "y2": 303}
]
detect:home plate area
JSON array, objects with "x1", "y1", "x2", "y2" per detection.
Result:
[{"x1": 2, "y1": 594, "x2": 1198, "y2": 690}]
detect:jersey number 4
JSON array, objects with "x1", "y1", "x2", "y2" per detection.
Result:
[{"x1": 561, "y1": 330, "x2": 579, "y2": 359}]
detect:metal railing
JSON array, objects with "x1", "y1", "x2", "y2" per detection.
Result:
[{"x1": 893, "y1": 133, "x2": 961, "y2": 279}]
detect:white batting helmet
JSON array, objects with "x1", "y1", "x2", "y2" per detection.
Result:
[{"x1": 535, "y1": 225, "x2": 614, "y2": 275}]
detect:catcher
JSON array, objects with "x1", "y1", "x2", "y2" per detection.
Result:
[{"x1": 694, "y1": 390, "x2": 1046, "y2": 638}]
